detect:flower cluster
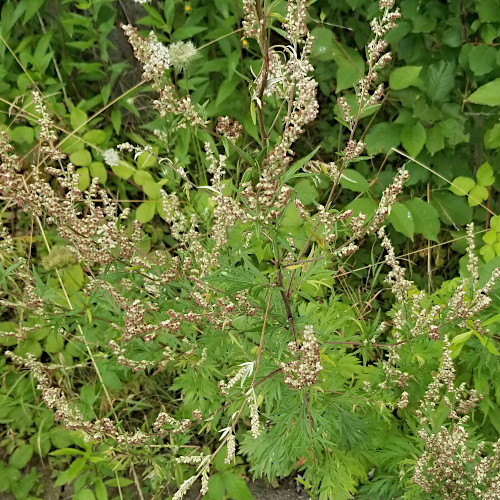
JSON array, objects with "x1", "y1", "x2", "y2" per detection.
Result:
[{"x1": 279, "y1": 325, "x2": 322, "y2": 390}]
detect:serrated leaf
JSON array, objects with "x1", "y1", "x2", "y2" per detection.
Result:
[
  {"x1": 476, "y1": 161, "x2": 495, "y2": 186},
  {"x1": 449, "y1": 176, "x2": 475, "y2": 196},
  {"x1": 432, "y1": 192, "x2": 473, "y2": 226},
  {"x1": 389, "y1": 66, "x2": 422, "y2": 90},
  {"x1": 401, "y1": 122, "x2": 426, "y2": 157},
  {"x1": 70, "y1": 149, "x2": 92, "y2": 167},
  {"x1": 424, "y1": 61, "x2": 455, "y2": 102},
  {"x1": 388, "y1": 202, "x2": 414, "y2": 239},
  {"x1": 223, "y1": 473, "x2": 254, "y2": 500},
  {"x1": 339, "y1": 169, "x2": 369, "y2": 192},
  {"x1": 136, "y1": 202, "x2": 156, "y2": 223},
  {"x1": 468, "y1": 184, "x2": 489, "y2": 206},
  {"x1": 468, "y1": 78, "x2": 500, "y2": 106},
  {"x1": 364, "y1": 122, "x2": 401, "y2": 155},
  {"x1": 404, "y1": 198, "x2": 440, "y2": 241}
]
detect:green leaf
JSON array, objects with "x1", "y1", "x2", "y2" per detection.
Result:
[
  {"x1": 95, "y1": 478, "x2": 108, "y2": 500},
  {"x1": 223, "y1": 473, "x2": 254, "y2": 500},
  {"x1": 136, "y1": 151, "x2": 157, "y2": 169},
  {"x1": 89, "y1": 162, "x2": 107, "y2": 184},
  {"x1": 104, "y1": 478, "x2": 134, "y2": 487},
  {"x1": 469, "y1": 44, "x2": 497, "y2": 76},
  {"x1": 82, "y1": 129, "x2": 106, "y2": 145},
  {"x1": 364, "y1": 122, "x2": 401, "y2": 155},
  {"x1": 8, "y1": 444, "x2": 33, "y2": 469},
  {"x1": 431, "y1": 191, "x2": 472, "y2": 227},
  {"x1": 294, "y1": 179, "x2": 318, "y2": 205},
  {"x1": 450, "y1": 330, "x2": 473, "y2": 359},
  {"x1": 425, "y1": 124, "x2": 445, "y2": 154},
  {"x1": 206, "y1": 473, "x2": 225, "y2": 500},
  {"x1": 401, "y1": 123, "x2": 426, "y2": 157},
  {"x1": 468, "y1": 184, "x2": 488, "y2": 206},
  {"x1": 76, "y1": 167, "x2": 90, "y2": 191},
  {"x1": 55, "y1": 457, "x2": 86, "y2": 486},
  {"x1": 70, "y1": 150, "x2": 92, "y2": 167},
  {"x1": 476, "y1": 161, "x2": 495, "y2": 186},
  {"x1": 111, "y1": 161, "x2": 135, "y2": 180},
  {"x1": 468, "y1": 78, "x2": 500, "y2": 106},
  {"x1": 389, "y1": 66, "x2": 422, "y2": 90},
  {"x1": 134, "y1": 170, "x2": 154, "y2": 186},
  {"x1": 483, "y1": 230, "x2": 497, "y2": 245},
  {"x1": 95, "y1": 360, "x2": 123, "y2": 390},
  {"x1": 491, "y1": 215, "x2": 500, "y2": 232},
  {"x1": 449, "y1": 176, "x2": 475, "y2": 196},
  {"x1": 339, "y1": 169, "x2": 369, "y2": 192},
  {"x1": 111, "y1": 109, "x2": 121, "y2": 135},
  {"x1": 424, "y1": 61, "x2": 455, "y2": 102},
  {"x1": 484, "y1": 123, "x2": 500, "y2": 149},
  {"x1": 477, "y1": 0, "x2": 500, "y2": 22},
  {"x1": 404, "y1": 198, "x2": 440, "y2": 241},
  {"x1": 70, "y1": 108, "x2": 88, "y2": 130},
  {"x1": 75, "y1": 490, "x2": 96, "y2": 500},
  {"x1": 347, "y1": 197, "x2": 377, "y2": 219},
  {"x1": 136, "y1": 202, "x2": 156, "y2": 223},
  {"x1": 388, "y1": 202, "x2": 414, "y2": 239},
  {"x1": 142, "y1": 180, "x2": 162, "y2": 199},
  {"x1": 310, "y1": 27, "x2": 336, "y2": 61}
]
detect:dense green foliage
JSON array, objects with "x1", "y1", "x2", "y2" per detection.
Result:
[{"x1": 1, "y1": 1, "x2": 500, "y2": 499}]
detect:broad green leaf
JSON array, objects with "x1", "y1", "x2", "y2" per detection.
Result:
[
  {"x1": 134, "y1": 170, "x2": 154, "y2": 186},
  {"x1": 70, "y1": 108, "x2": 88, "y2": 130},
  {"x1": 425, "y1": 124, "x2": 445, "y2": 154},
  {"x1": 143, "y1": 180, "x2": 162, "y2": 199},
  {"x1": 364, "y1": 122, "x2": 401, "y2": 155},
  {"x1": 223, "y1": 473, "x2": 254, "y2": 500},
  {"x1": 401, "y1": 123, "x2": 426, "y2": 157},
  {"x1": 347, "y1": 197, "x2": 377, "y2": 219},
  {"x1": 95, "y1": 478, "x2": 108, "y2": 500},
  {"x1": 82, "y1": 129, "x2": 106, "y2": 145},
  {"x1": 74, "y1": 490, "x2": 96, "y2": 500},
  {"x1": 389, "y1": 66, "x2": 422, "y2": 90},
  {"x1": 136, "y1": 151, "x2": 157, "y2": 169},
  {"x1": 476, "y1": 0, "x2": 500, "y2": 22},
  {"x1": 469, "y1": 44, "x2": 497, "y2": 75},
  {"x1": 483, "y1": 230, "x2": 497, "y2": 245},
  {"x1": 111, "y1": 109, "x2": 121, "y2": 135},
  {"x1": 449, "y1": 176, "x2": 475, "y2": 196},
  {"x1": 404, "y1": 198, "x2": 440, "y2": 241},
  {"x1": 339, "y1": 169, "x2": 369, "y2": 192},
  {"x1": 294, "y1": 179, "x2": 318, "y2": 205},
  {"x1": 310, "y1": 27, "x2": 336, "y2": 61},
  {"x1": 491, "y1": 215, "x2": 500, "y2": 232},
  {"x1": 95, "y1": 360, "x2": 122, "y2": 390},
  {"x1": 89, "y1": 162, "x2": 107, "y2": 184},
  {"x1": 484, "y1": 123, "x2": 500, "y2": 149},
  {"x1": 111, "y1": 161, "x2": 135, "y2": 180},
  {"x1": 206, "y1": 473, "x2": 225, "y2": 500},
  {"x1": 70, "y1": 149, "x2": 92, "y2": 167},
  {"x1": 8, "y1": 444, "x2": 33, "y2": 469},
  {"x1": 482, "y1": 244, "x2": 497, "y2": 261},
  {"x1": 76, "y1": 167, "x2": 90, "y2": 191},
  {"x1": 476, "y1": 161, "x2": 495, "y2": 186},
  {"x1": 336, "y1": 60, "x2": 363, "y2": 92},
  {"x1": 136, "y1": 202, "x2": 156, "y2": 223},
  {"x1": 468, "y1": 78, "x2": 500, "y2": 106},
  {"x1": 54, "y1": 457, "x2": 86, "y2": 486},
  {"x1": 388, "y1": 202, "x2": 414, "y2": 239},
  {"x1": 424, "y1": 61, "x2": 455, "y2": 102},
  {"x1": 468, "y1": 184, "x2": 489, "y2": 206}
]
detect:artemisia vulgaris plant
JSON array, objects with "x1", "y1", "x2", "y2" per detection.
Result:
[{"x1": 1, "y1": 1, "x2": 500, "y2": 499}]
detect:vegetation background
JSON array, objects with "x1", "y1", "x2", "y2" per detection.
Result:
[{"x1": 1, "y1": 0, "x2": 500, "y2": 499}]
